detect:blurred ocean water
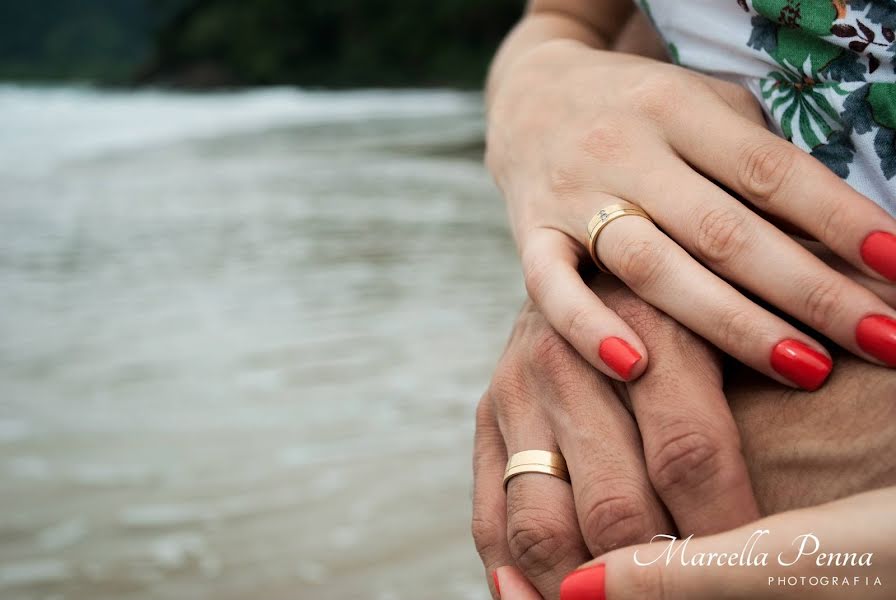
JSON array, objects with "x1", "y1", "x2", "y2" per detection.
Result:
[{"x1": 0, "y1": 85, "x2": 522, "y2": 599}]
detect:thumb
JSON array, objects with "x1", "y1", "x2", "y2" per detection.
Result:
[
  {"x1": 493, "y1": 565, "x2": 543, "y2": 600},
  {"x1": 559, "y1": 487, "x2": 896, "y2": 600}
]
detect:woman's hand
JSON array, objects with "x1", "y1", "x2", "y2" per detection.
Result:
[
  {"x1": 472, "y1": 276, "x2": 759, "y2": 600},
  {"x1": 494, "y1": 487, "x2": 896, "y2": 599},
  {"x1": 550, "y1": 486, "x2": 896, "y2": 600},
  {"x1": 486, "y1": 39, "x2": 896, "y2": 389}
]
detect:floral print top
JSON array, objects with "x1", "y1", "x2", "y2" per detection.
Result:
[{"x1": 640, "y1": 0, "x2": 896, "y2": 215}]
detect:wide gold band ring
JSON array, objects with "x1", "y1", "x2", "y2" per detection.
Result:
[
  {"x1": 503, "y1": 450, "x2": 570, "y2": 491},
  {"x1": 587, "y1": 201, "x2": 654, "y2": 272}
]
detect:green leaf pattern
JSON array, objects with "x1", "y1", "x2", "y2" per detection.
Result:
[
  {"x1": 760, "y1": 63, "x2": 849, "y2": 149},
  {"x1": 743, "y1": 0, "x2": 896, "y2": 202},
  {"x1": 638, "y1": 0, "x2": 895, "y2": 210}
]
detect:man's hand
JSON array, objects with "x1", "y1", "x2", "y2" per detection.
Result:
[{"x1": 472, "y1": 275, "x2": 759, "y2": 599}]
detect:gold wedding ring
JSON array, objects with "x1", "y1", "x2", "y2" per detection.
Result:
[
  {"x1": 503, "y1": 450, "x2": 570, "y2": 491},
  {"x1": 587, "y1": 201, "x2": 654, "y2": 272}
]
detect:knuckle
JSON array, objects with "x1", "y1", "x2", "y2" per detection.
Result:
[
  {"x1": 630, "y1": 68, "x2": 684, "y2": 122},
  {"x1": 713, "y1": 79, "x2": 761, "y2": 115},
  {"x1": 507, "y1": 507, "x2": 572, "y2": 576},
  {"x1": 580, "y1": 486, "x2": 654, "y2": 552},
  {"x1": 489, "y1": 363, "x2": 531, "y2": 411},
  {"x1": 693, "y1": 207, "x2": 751, "y2": 267},
  {"x1": 800, "y1": 276, "x2": 845, "y2": 332},
  {"x1": 613, "y1": 236, "x2": 667, "y2": 291},
  {"x1": 818, "y1": 199, "x2": 848, "y2": 244},
  {"x1": 562, "y1": 304, "x2": 592, "y2": 342},
  {"x1": 737, "y1": 140, "x2": 796, "y2": 206},
  {"x1": 648, "y1": 428, "x2": 727, "y2": 499},
  {"x1": 471, "y1": 514, "x2": 505, "y2": 561},
  {"x1": 714, "y1": 306, "x2": 757, "y2": 354}
]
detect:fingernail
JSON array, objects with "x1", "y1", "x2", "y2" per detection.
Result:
[
  {"x1": 860, "y1": 231, "x2": 896, "y2": 281},
  {"x1": 856, "y1": 315, "x2": 896, "y2": 366},
  {"x1": 560, "y1": 564, "x2": 606, "y2": 600},
  {"x1": 770, "y1": 339, "x2": 832, "y2": 391},
  {"x1": 492, "y1": 569, "x2": 502, "y2": 598},
  {"x1": 599, "y1": 337, "x2": 642, "y2": 380}
]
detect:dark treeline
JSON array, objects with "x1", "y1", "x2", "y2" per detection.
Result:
[
  {"x1": 0, "y1": 0, "x2": 183, "y2": 83},
  {"x1": 0, "y1": 0, "x2": 523, "y2": 88}
]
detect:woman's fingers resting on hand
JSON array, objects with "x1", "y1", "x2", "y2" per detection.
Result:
[
  {"x1": 621, "y1": 94, "x2": 896, "y2": 371},
  {"x1": 521, "y1": 227, "x2": 648, "y2": 381},
  {"x1": 488, "y1": 41, "x2": 896, "y2": 389},
  {"x1": 593, "y1": 214, "x2": 836, "y2": 390}
]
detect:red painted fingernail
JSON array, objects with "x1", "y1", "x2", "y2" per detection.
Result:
[
  {"x1": 492, "y1": 569, "x2": 501, "y2": 598},
  {"x1": 598, "y1": 337, "x2": 642, "y2": 380},
  {"x1": 561, "y1": 564, "x2": 606, "y2": 600},
  {"x1": 770, "y1": 340, "x2": 832, "y2": 391},
  {"x1": 856, "y1": 315, "x2": 896, "y2": 367},
  {"x1": 861, "y1": 231, "x2": 896, "y2": 281}
]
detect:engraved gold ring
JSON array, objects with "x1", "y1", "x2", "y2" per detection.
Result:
[
  {"x1": 503, "y1": 450, "x2": 570, "y2": 491},
  {"x1": 587, "y1": 201, "x2": 654, "y2": 272}
]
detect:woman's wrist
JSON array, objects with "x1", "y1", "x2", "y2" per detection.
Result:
[
  {"x1": 489, "y1": 37, "x2": 595, "y2": 109},
  {"x1": 486, "y1": 12, "x2": 609, "y2": 110}
]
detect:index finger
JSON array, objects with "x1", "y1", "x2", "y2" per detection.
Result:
[
  {"x1": 521, "y1": 226, "x2": 649, "y2": 381},
  {"x1": 669, "y1": 87, "x2": 896, "y2": 283}
]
